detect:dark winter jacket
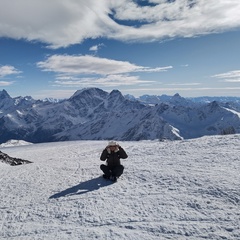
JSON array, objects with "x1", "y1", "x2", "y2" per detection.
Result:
[{"x1": 100, "y1": 146, "x2": 128, "y2": 169}]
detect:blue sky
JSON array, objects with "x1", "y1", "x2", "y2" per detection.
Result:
[{"x1": 0, "y1": 0, "x2": 240, "y2": 99}]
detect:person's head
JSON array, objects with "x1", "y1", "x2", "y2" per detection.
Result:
[{"x1": 108, "y1": 140, "x2": 117, "y2": 150}]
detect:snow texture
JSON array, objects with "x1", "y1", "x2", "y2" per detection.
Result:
[{"x1": 0, "y1": 135, "x2": 239, "y2": 239}]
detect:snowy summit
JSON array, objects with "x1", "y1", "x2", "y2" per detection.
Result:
[
  {"x1": 0, "y1": 134, "x2": 239, "y2": 239},
  {"x1": 0, "y1": 88, "x2": 240, "y2": 144}
]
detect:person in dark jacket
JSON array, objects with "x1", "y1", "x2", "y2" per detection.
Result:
[{"x1": 100, "y1": 141, "x2": 128, "y2": 181}]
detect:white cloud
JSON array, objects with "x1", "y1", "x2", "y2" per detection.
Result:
[
  {"x1": 54, "y1": 74, "x2": 155, "y2": 88},
  {"x1": 89, "y1": 45, "x2": 98, "y2": 52},
  {"x1": 0, "y1": 0, "x2": 109, "y2": 48},
  {"x1": 0, "y1": 81, "x2": 14, "y2": 86},
  {"x1": 37, "y1": 54, "x2": 168, "y2": 87},
  {"x1": 223, "y1": 79, "x2": 240, "y2": 83},
  {"x1": 0, "y1": 65, "x2": 21, "y2": 78},
  {"x1": 89, "y1": 43, "x2": 104, "y2": 52},
  {"x1": 166, "y1": 82, "x2": 201, "y2": 86},
  {"x1": 37, "y1": 54, "x2": 171, "y2": 75},
  {"x1": 0, "y1": 0, "x2": 240, "y2": 48},
  {"x1": 212, "y1": 70, "x2": 240, "y2": 82}
]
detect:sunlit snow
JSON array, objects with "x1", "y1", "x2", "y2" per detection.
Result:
[{"x1": 0, "y1": 135, "x2": 239, "y2": 239}]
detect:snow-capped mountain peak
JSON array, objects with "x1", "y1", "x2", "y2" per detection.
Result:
[
  {"x1": 0, "y1": 88, "x2": 239, "y2": 143},
  {"x1": 0, "y1": 89, "x2": 11, "y2": 100},
  {"x1": 70, "y1": 87, "x2": 107, "y2": 100}
]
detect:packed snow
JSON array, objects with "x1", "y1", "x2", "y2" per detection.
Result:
[
  {"x1": 0, "y1": 135, "x2": 239, "y2": 239},
  {"x1": 0, "y1": 140, "x2": 33, "y2": 148}
]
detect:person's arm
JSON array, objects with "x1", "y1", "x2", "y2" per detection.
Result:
[
  {"x1": 118, "y1": 146, "x2": 128, "y2": 159},
  {"x1": 100, "y1": 148, "x2": 108, "y2": 161}
]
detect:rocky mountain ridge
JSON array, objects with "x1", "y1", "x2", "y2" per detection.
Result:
[{"x1": 0, "y1": 88, "x2": 239, "y2": 143}]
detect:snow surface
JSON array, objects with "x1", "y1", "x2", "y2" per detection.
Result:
[
  {"x1": 0, "y1": 140, "x2": 33, "y2": 148},
  {"x1": 0, "y1": 135, "x2": 239, "y2": 239}
]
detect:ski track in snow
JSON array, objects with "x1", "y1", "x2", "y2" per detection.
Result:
[{"x1": 0, "y1": 135, "x2": 239, "y2": 239}]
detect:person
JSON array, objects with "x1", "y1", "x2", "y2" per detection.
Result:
[{"x1": 100, "y1": 141, "x2": 128, "y2": 181}]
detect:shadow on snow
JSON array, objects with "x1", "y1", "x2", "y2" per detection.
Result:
[{"x1": 49, "y1": 176, "x2": 112, "y2": 199}]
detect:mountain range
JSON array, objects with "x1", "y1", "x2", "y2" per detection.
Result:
[{"x1": 0, "y1": 88, "x2": 240, "y2": 143}]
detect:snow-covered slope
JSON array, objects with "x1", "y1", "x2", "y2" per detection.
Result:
[
  {"x1": 0, "y1": 135, "x2": 239, "y2": 239},
  {"x1": 54, "y1": 105, "x2": 182, "y2": 141},
  {"x1": 155, "y1": 101, "x2": 240, "y2": 139},
  {"x1": 0, "y1": 139, "x2": 33, "y2": 148}
]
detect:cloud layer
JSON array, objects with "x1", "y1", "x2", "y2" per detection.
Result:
[
  {"x1": 212, "y1": 70, "x2": 240, "y2": 83},
  {"x1": 0, "y1": 65, "x2": 21, "y2": 86},
  {"x1": 37, "y1": 55, "x2": 171, "y2": 75},
  {"x1": 37, "y1": 54, "x2": 171, "y2": 87},
  {"x1": 0, "y1": 0, "x2": 240, "y2": 48},
  {"x1": 0, "y1": 65, "x2": 21, "y2": 78}
]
